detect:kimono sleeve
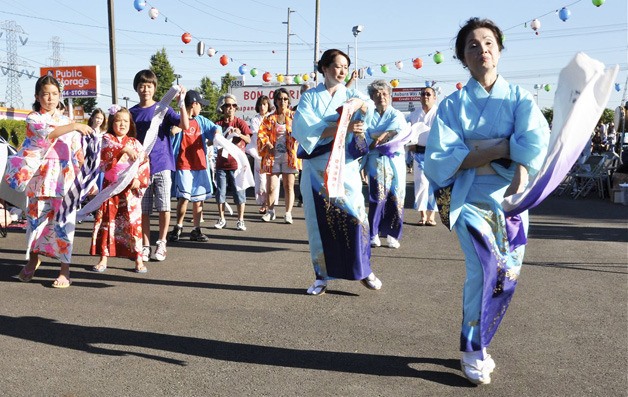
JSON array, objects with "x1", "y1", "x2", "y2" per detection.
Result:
[
  {"x1": 292, "y1": 91, "x2": 328, "y2": 155},
  {"x1": 509, "y1": 88, "x2": 550, "y2": 175},
  {"x1": 257, "y1": 116, "x2": 272, "y2": 156},
  {"x1": 424, "y1": 100, "x2": 470, "y2": 188}
]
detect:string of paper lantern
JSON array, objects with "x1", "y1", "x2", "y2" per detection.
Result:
[{"x1": 131, "y1": 0, "x2": 610, "y2": 89}]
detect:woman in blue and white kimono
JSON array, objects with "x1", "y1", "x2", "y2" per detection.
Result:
[
  {"x1": 292, "y1": 49, "x2": 382, "y2": 296},
  {"x1": 363, "y1": 79, "x2": 410, "y2": 249},
  {"x1": 424, "y1": 18, "x2": 549, "y2": 385}
]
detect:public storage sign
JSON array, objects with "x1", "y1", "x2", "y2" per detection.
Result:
[{"x1": 40, "y1": 65, "x2": 100, "y2": 98}]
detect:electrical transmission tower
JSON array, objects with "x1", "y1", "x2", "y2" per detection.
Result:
[
  {"x1": 0, "y1": 20, "x2": 29, "y2": 108},
  {"x1": 49, "y1": 36, "x2": 63, "y2": 66}
]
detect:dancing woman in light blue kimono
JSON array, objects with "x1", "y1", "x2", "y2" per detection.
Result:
[
  {"x1": 363, "y1": 80, "x2": 411, "y2": 249},
  {"x1": 292, "y1": 49, "x2": 383, "y2": 296},
  {"x1": 424, "y1": 18, "x2": 549, "y2": 385}
]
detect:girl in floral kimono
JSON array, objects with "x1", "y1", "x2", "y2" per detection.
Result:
[
  {"x1": 424, "y1": 18, "x2": 549, "y2": 385},
  {"x1": 15, "y1": 75, "x2": 94, "y2": 288},
  {"x1": 90, "y1": 107, "x2": 150, "y2": 273}
]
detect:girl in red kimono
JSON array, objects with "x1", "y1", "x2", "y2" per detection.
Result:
[{"x1": 90, "y1": 107, "x2": 150, "y2": 273}]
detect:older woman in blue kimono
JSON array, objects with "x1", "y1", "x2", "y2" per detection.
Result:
[
  {"x1": 292, "y1": 49, "x2": 382, "y2": 296},
  {"x1": 363, "y1": 79, "x2": 410, "y2": 249},
  {"x1": 425, "y1": 18, "x2": 549, "y2": 385}
]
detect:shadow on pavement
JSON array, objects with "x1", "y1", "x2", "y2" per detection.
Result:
[
  {"x1": 0, "y1": 315, "x2": 474, "y2": 388},
  {"x1": 528, "y1": 223, "x2": 627, "y2": 243}
]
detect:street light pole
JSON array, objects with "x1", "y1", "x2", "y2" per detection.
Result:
[
  {"x1": 352, "y1": 25, "x2": 364, "y2": 90},
  {"x1": 174, "y1": 74, "x2": 181, "y2": 85},
  {"x1": 123, "y1": 96, "x2": 129, "y2": 108}
]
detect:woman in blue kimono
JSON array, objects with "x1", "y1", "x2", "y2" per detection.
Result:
[
  {"x1": 424, "y1": 18, "x2": 549, "y2": 385},
  {"x1": 292, "y1": 49, "x2": 382, "y2": 296},
  {"x1": 363, "y1": 79, "x2": 410, "y2": 249}
]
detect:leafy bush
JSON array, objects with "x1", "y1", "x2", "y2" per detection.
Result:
[{"x1": 0, "y1": 119, "x2": 27, "y2": 148}]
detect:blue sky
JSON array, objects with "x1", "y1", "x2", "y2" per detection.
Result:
[{"x1": 0, "y1": 0, "x2": 626, "y2": 111}]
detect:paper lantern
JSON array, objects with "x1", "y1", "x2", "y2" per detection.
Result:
[
  {"x1": 544, "y1": 84, "x2": 551, "y2": 92},
  {"x1": 558, "y1": 7, "x2": 571, "y2": 22},
  {"x1": 592, "y1": 0, "x2": 604, "y2": 6},
  {"x1": 286, "y1": 75, "x2": 294, "y2": 84},
  {"x1": 344, "y1": 75, "x2": 350, "y2": 83},
  {"x1": 148, "y1": 7, "x2": 159, "y2": 19},
  {"x1": 196, "y1": 41, "x2": 205, "y2": 56},
  {"x1": 390, "y1": 79, "x2": 399, "y2": 88},
  {"x1": 425, "y1": 80, "x2": 431, "y2": 88},
  {"x1": 395, "y1": 61, "x2": 403, "y2": 70},
  {"x1": 433, "y1": 52, "x2": 443, "y2": 64},
  {"x1": 309, "y1": 72, "x2": 316, "y2": 79},
  {"x1": 531, "y1": 19, "x2": 541, "y2": 35},
  {"x1": 207, "y1": 47, "x2": 216, "y2": 57},
  {"x1": 277, "y1": 74, "x2": 285, "y2": 83},
  {"x1": 615, "y1": 83, "x2": 621, "y2": 92},
  {"x1": 380, "y1": 64, "x2": 389, "y2": 74},
  {"x1": 412, "y1": 58, "x2": 423, "y2": 69},
  {"x1": 133, "y1": 0, "x2": 146, "y2": 11},
  {"x1": 250, "y1": 68, "x2": 258, "y2": 77},
  {"x1": 534, "y1": 83, "x2": 542, "y2": 90},
  {"x1": 238, "y1": 64, "x2": 248, "y2": 75},
  {"x1": 456, "y1": 82, "x2": 463, "y2": 90},
  {"x1": 219, "y1": 55, "x2": 229, "y2": 66},
  {"x1": 366, "y1": 67, "x2": 373, "y2": 76},
  {"x1": 181, "y1": 33, "x2": 192, "y2": 44},
  {"x1": 294, "y1": 74, "x2": 302, "y2": 84},
  {"x1": 262, "y1": 72, "x2": 272, "y2": 82},
  {"x1": 302, "y1": 73, "x2": 309, "y2": 81}
]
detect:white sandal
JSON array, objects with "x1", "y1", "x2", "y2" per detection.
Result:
[
  {"x1": 360, "y1": 272, "x2": 382, "y2": 290},
  {"x1": 306, "y1": 280, "x2": 328, "y2": 295}
]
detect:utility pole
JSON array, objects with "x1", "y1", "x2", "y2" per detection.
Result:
[
  {"x1": 283, "y1": 8, "x2": 295, "y2": 76},
  {"x1": 107, "y1": 0, "x2": 118, "y2": 104},
  {"x1": 314, "y1": 0, "x2": 320, "y2": 84}
]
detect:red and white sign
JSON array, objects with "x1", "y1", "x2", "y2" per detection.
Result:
[
  {"x1": 391, "y1": 87, "x2": 425, "y2": 113},
  {"x1": 40, "y1": 65, "x2": 100, "y2": 98},
  {"x1": 230, "y1": 84, "x2": 303, "y2": 122}
]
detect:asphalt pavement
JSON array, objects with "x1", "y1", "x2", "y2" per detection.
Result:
[{"x1": 0, "y1": 183, "x2": 626, "y2": 397}]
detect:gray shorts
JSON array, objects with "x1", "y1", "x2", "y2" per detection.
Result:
[
  {"x1": 142, "y1": 170, "x2": 172, "y2": 214},
  {"x1": 271, "y1": 152, "x2": 299, "y2": 174}
]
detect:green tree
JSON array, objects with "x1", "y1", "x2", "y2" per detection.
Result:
[
  {"x1": 194, "y1": 73, "x2": 236, "y2": 121},
  {"x1": 149, "y1": 48, "x2": 176, "y2": 107},
  {"x1": 72, "y1": 97, "x2": 98, "y2": 115},
  {"x1": 599, "y1": 108, "x2": 614, "y2": 125},
  {"x1": 541, "y1": 107, "x2": 553, "y2": 126}
]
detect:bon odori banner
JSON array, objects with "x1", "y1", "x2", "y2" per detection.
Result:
[
  {"x1": 40, "y1": 65, "x2": 100, "y2": 98},
  {"x1": 391, "y1": 87, "x2": 426, "y2": 113},
  {"x1": 230, "y1": 84, "x2": 302, "y2": 123}
]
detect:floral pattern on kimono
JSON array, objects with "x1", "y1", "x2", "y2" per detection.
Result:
[
  {"x1": 24, "y1": 110, "x2": 83, "y2": 263},
  {"x1": 90, "y1": 134, "x2": 150, "y2": 259}
]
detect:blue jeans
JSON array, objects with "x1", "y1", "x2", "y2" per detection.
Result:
[{"x1": 215, "y1": 169, "x2": 246, "y2": 204}]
